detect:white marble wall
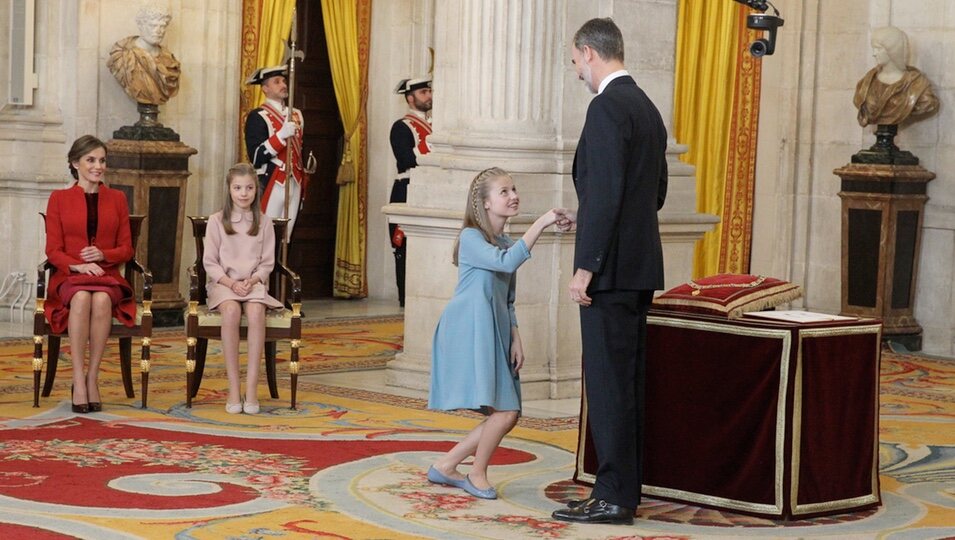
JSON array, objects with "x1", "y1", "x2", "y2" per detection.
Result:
[
  {"x1": 0, "y1": 0, "x2": 242, "y2": 319},
  {"x1": 382, "y1": 0, "x2": 718, "y2": 398},
  {"x1": 751, "y1": 0, "x2": 955, "y2": 355},
  {"x1": 5, "y1": 1, "x2": 951, "y2": 354},
  {"x1": 366, "y1": 0, "x2": 433, "y2": 303},
  {"x1": 0, "y1": 0, "x2": 83, "y2": 301}
]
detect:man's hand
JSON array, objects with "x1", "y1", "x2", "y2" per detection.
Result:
[{"x1": 569, "y1": 268, "x2": 593, "y2": 306}]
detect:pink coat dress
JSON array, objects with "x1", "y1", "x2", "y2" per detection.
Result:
[{"x1": 202, "y1": 210, "x2": 283, "y2": 310}]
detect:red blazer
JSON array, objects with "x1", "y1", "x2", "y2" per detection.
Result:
[{"x1": 44, "y1": 183, "x2": 136, "y2": 333}]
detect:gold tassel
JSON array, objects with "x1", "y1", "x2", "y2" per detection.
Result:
[{"x1": 336, "y1": 140, "x2": 355, "y2": 185}]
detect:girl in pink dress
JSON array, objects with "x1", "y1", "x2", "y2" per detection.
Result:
[{"x1": 203, "y1": 163, "x2": 283, "y2": 414}]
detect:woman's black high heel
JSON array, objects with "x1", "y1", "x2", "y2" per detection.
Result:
[
  {"x1": 71, "y1": 385, "x2": 90, "y2": 414},
  {"x1": 87, "y1": 383, "x2": 102, "y2": 412}
]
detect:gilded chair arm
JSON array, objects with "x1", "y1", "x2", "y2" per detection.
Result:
[
  {"x1": 36, "y1": 260, "x2": 50, "y2": 301},
  {"x1": 275, "y1": 263, "x2": 302, "y2": 304},
  {"x1": 188, "y1": 265, "x2": 201, "y2": 302},
  {"x1": 141, "y1": 268, "x2": 153, "y2": 302},
  {"x1": 126, "y1": 258, "x2": 145, "y2": 275},
  {"x1": 126, "y1": 258, "x2": 153, "y2": 302}
]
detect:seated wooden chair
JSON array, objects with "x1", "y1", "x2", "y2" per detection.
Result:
[
  {"x1": 184, "y1": 216, "x2": 303, "y2": 409},
  {"x1": 33, "y1": 214, "x2": 154, "y2": 408}
]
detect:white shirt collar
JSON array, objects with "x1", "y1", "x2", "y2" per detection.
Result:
[
  {"x1": 598, "y1": 70, "x2": 629, "y2": 95},
  {"x1": 407, "y1": 108, "x2": 431, "y2": 123},
  {"x1": 265, "y1": 97, "x2": 286, "y2": 113}
]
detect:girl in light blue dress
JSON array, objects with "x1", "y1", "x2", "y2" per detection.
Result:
[{"x1": 427, "y1": 167, "x2": 563, "y2": 499}]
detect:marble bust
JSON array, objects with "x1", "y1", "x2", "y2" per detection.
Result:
[
  {"x1": 107, "y1": 5, "x2": 181, "y2": 106},
  {"x1": 853, "y1": 26, "x2": 938, "y2": 128}
]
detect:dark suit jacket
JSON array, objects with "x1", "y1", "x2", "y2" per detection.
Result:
[{"x1": 573, "y1": 75, "x2": 668, "y2": 292}]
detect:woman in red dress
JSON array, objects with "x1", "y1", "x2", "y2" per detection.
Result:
[{"x1": 45, "y1": 135, "x2": 136, "y2": 413}]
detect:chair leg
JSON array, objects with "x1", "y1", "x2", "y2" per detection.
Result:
[
  {"x1": 32, "y1": 334, "x2": 44, "y2": 407},
  {"x1": 186, "y1": 336, "x2": 195, "y2": 408},
  {"x1": 190, "y1": 338, "x2": 208, "y2": 399},
  {"x1": 265, "y1": 342, "x2": 279, "y2": 399},
  {"x1": 41, "y1": 335, "x2": 61, "y2": 397},
  {"x1": 119, "y1": 337, "x2": 135, "y2": 398},
  {"x1": 290, "y1": 338, "x2": 300, "y2": 410},
  {"x1": 141, "y1": 372, "x2": 150, "y2": 408},
  {"x1": 141, "y1": 337, "x2": 151, "y2": 409}
]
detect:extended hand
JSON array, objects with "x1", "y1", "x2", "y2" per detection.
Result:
[{"x1": 555, "y1": 209, "x2": 577, "y2": 232}]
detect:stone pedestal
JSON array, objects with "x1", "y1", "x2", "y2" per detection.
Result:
[
  {"x1": 106, "y1": 139, "x2": 197, "y2": 326},
  {"x1": 851, "y1": 124, "x2": 919, "y2": 166},
  {"x1": 834, "y1": 163, "x2": 934, "y2": 350}
]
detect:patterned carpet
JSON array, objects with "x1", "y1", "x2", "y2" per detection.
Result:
[{"x1": 0, "y1": 319, "x2": 953, "y2": 539}]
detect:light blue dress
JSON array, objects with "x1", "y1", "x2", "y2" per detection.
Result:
[{"x1": 428, "y1": 227, "x2": 531, "y2": 414}]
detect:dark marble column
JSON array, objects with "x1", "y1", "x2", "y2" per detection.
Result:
[
  {"x1": 107, "y1": 139, "x2": 197, "y2": 326},
  {"x1": 835, "y1": 163, "x2": 935, "y2": 350}
]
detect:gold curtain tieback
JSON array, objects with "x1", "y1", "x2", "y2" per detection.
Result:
[{"x1": 336, "y1": 138, "x2": 355, "y2": 185}]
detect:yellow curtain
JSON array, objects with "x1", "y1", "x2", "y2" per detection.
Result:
[
  {"x1": 322, "y1": 0, "x2": 370, "y2": 297},
  {"x1": 238, "y1": 0, "x2": 296, "y2": 160},
  {"x1": 675, "y1": 2, "x2": 760, "y2": 277}
]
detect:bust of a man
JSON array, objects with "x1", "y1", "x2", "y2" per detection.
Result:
[
  {"x1": 107, "y1": 5, "x2": 181, "y2": 106},
  {"x1": 853, "y1": 26, "x2": 938, "y2": 127}
]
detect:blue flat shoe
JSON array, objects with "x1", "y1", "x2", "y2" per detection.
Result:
[
  {"x1": 427, "y1": 466, "x2": 466, "y2": 488},
  {"x1": 462, "y1": 475, "x2": 497, "y2": 499}
]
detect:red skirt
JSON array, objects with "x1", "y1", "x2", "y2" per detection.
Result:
[
  {"x1": 59, "y1": 276, "x2": 126, "y2": 306},
  {"x1": 47, "y1": 274, "x2": 135, "y2": 333}
]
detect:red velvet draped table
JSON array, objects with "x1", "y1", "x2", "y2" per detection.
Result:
[{"x1": 574, "y1": 309, "x2": 883, "y2": 519}]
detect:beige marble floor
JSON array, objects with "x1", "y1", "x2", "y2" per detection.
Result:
[{"x1": 2, "y1": 297, "x2": 581, "y2": 418}]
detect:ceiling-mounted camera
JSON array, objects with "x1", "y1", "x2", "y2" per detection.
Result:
[
  {"x1": 747, "y1": 13, "x2": 784, "y2": 57},
  {"x1": 733, "y1": 0, "x2": 784, "y2": 57}
]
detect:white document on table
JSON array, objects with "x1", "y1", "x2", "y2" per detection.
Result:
[{"x1": 742, "y1": 310, "x2": 859, "y2": 323}]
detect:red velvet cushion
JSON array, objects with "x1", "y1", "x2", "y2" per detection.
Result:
[{"x1": 653, "y1": 273, "x2": 803, "y2": 318}]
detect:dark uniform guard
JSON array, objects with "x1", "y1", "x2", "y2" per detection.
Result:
[
  {"x1": 244, "y1": 65, "x2": 306, "y2": 236},
  {"x1": 389, "y1": 77, "x2": 433, "y2": 307}
]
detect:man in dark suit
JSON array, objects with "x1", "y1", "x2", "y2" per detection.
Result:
[{"x1": 552, "y1": 17, "x2": 668, "y2": 526}]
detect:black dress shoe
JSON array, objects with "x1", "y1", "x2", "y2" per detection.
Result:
[{"x1": 552, "y1": 498, "x2": 634, "y2": 525}]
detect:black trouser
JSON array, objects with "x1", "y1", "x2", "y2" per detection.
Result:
[
  {"x1": 389, "y1": 178, "x2": 409, "y2": 307},
  {"x1": 580, "y1": 289, "x2": 653, "y2": 510}
]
